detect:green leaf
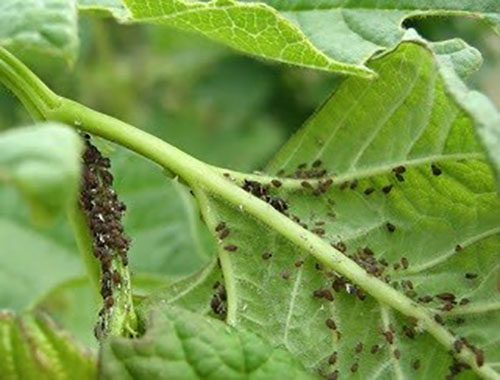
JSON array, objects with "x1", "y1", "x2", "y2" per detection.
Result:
[
  {"x1": 0, "y1": 209, "x2": 83, "y2": 311},
  {"x1": 112, "y1": 0, "x2": 374, "y2": 77},
  {"x1": 78, "y1": 0, "x2": 128, "y2": 17},
  {"x1": 83, "y1": 0, "x2": 499, "y2": 75},
  {"x1": 0, "y1": 310, "x2": 96, "y2": 380},
  {"x1": 0, "y1": 0, "x2": 79, "y2": 63},
  {"x1": 99, "y1": 305, "x2": 315, "y2": 379},
  {"x1": 145, "y1": 41, "x2": 500, "y2": 378},
  {"x1": 0, "y1": 123, "x2": 83, "y2": 224}
]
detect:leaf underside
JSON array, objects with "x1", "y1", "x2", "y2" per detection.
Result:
[{"x1": 133, "y1": 41, "x2": 500, "y2": 379}]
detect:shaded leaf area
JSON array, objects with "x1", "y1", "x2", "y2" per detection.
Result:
[
  {"x1": 0, "y1": 310, "x2": 96, "y2": 380},
  {"x1": 0, "y1": 0, "x2": 79, "y2": 63},
  {"x1": 143, "y1": 42, "x2": 500, "y2": 378},
  {"x1": 82, "y1": 0, "x2": 498, "y2": 75},
  {"x1": 99, "y1": 305, "x2": 316, "y2": 380},
  {"x1": 0, "y1": 124, "x2": 82, "y2": 224}
]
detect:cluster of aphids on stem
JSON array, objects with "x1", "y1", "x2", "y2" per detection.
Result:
[
  {"x1": 79, "y1": 134, "x2": 131, "y2": 339},
  {"x1": 220, "y1": 159, "x2": 485, "y2": 378}
]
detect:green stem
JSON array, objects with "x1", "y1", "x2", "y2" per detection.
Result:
[{"x1": 0, "y1": 47, "x2": 497, "y2": 379}]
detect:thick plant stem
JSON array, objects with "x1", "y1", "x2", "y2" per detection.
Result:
[{"x1": 0, "y1": 48, "x2": 497, "y2": 379}]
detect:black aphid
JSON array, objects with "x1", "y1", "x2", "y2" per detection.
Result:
[
  {"x1": 382, "y1": 331, "x2": 394, "y2": 344},
  {"x1": 295, "y1": 260, "x2": 304, "y2": 267},
  {"x1": 328, "y1": 351, "x2": 337, "y2": 365},
  {"x1": 393, "y1": 349, "x2": 401, "y2": 360},
  {"x1": 281, "y1": 270, "x2": 291, "y2": 280},
  {"x1": 326, "y1": 370, "x2": 338, "y2": 380},
  {"x1": 312, "y1": 159, "x2": 323, "y2": 168},
  {"x1": 364, "y1": 187, "x2": 375, "y2": 196},
  {"x1": 224, "y1": 245, "x2": 238, "y2": 252},
  {"x1": 434, "y1": 314, "x2": 444, "y2": 325},
  {"x1": 453, "y1": 339, "x2": 463, "y2": 353},
  {"x1": 355, "y1": 342, "x2": 363, "y2": 354},
  {"x1": 393, "y1": 166, "x2": 406, "y2": 174},
  {"x1": 436, "y1": 293, "x2": 456, "y2": 302},
  {"x1": 401, "y1": 257, "x2": 409, "y2": 269},
  {"x1": 431, "y1": 164, "x2": 442, "y2": 176},
  {"x1": 350, "y1": 362, "x2": 359, "y2": 373},
  {"x1": 386, "y1": 222, "x2": 396, "y2": 232},
  {"x1": 271, "y1": 179, "x2": 282, "y2": 188},
  {"x1": 332, "y1": 241, "x2": 347, "y2": 253},
  {"x1": 325, "y1": 318, "x2": 337, "y2": 330},
  {"x1": 262, "y1": 251, "x2": 272, "y2": 260},
  {"x1": 349, "y1": 180, "x2": 358, "y2": 190},
  {"x1": 455, "y1": 244, "x2": 463, "y2": 252},
  {"x1": 412, "y1": 359, "x2": 421, "y2": 370},
  {"x1": 465, "y1": 273, "x2": 477, "y2": 280},
  {"x1": 371, "y1": 344, "x2": 380, "y2": 354},
  {"x1": 474, "y1": 348, "x2": 484, "y2": 367},
  {"x1": 459, "y1": 298, "x2": 470, "y2": 306},
  {"x1": 301, "y1": 181, "x2": 312, "y2": 189},
  {"x1": 382, "y1": 184, "x2": 393, "y2": 194},
  {"x1": 312, "y1": 227, "x2": 325, "y2": 236},
  {"x1": 219, "y1": 228, "x2": 230, "y2": 240}
]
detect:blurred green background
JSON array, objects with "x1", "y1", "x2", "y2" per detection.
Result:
[{"x1": 0, "y1": 14, "x2": 498, "y2": 350}]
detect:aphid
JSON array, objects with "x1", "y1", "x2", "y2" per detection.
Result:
[
  {"x1": 333, "y1": 241, "x2": 347, "y2": 253},
  {"x1": 315, "y1": 221, "x2": 326, "y2": 226},
  {"x1": 105, "y1": 296, "x2": 114, "y2": 308},
  {"x1": 356, "y1": 288, "x2": 366, "y2": 301},
  {"x1": 386, "y1": 222, "x2": 396, "y2": 232},
  {"x1": 328, "y1": 351, "x2": 337, "y2": 365},
  {"x1": 345, "y1": 283, "x2": 356, "y2": 295},
  {"x1": 350, "y1": 362, "x2": 359, "y2": 373},
  {"x1": 111, "y1": 271, "x2": 121, "y2": 285},
  {"x1": 219, "y1": 228, "x2": 230, "y2": 240},
  {"x1": 271, "y1": 179, "x2": 282, "y2": 188},
  {"x1": 298, "y1": 163, "x2": 307, "y2": 169},
  {"x1": 431, "y1": 164, "x2": 442, "y2": 176},
  {"x1": 465, "y1": 273, "x2": 477, "y2": 280},
  {"x1": 281, "y1": 270, "x2": 291, "y2": 280},
  {"x1": 412, "y1": 359, "x2": 421, "y2": 370},
  {"x1": 453, "y1": 339, "x2": 463, "y2": 353},
  {"x1": 434, "y1": 314, "x2": 444, "y2": 325},
  {"x1": 323, "y1": 290, "x2": 334, "y2": 301},
  {"x1": 223, "y1": 172, "x2": 231, "y2": 178},
  {"x1": 402, "y1": 325, "x2": 416, "y2": 339},
  {"x1": 395, "y1": 173, "x2": 405, "y2": 182},
  {"x1": 418, "y1": 295, "x2": 433, "y2": 303},
  {"x1": 441, "y1": 303, "x2": 454, "y2": 312},
  {"x1": 401, "y1": 257, "x2": 409, "y2": 269},
  {"x1": 393, "y1": 263, "x2": 401, "y2": 271},
  {"x1": 262, "y1": 251, "x2": 272, "y2": 260},
  {"x1": 325, "y1": 318, "x2": 337, "y2": 330},
  {"x1": 295, "y1": 260, "x2": 304, "y2": 267},
  {"x1": 393, "y1": 166, "x2": 406, "y2": 174},
  {"x1": 355, "y1": 342, "x2": 363, "y2": 354},
  {"x1": 382, "y1": 184, "x2": 393, "y2": 194},
  {"x1": 326, "y1": 370, "x2": 338, "y2": 380},
  {"x1": 215, "y1": 222, "x2": 226, "y2": 232},
  {"x1": 224, "y1": 245, "x2": 238, "y2": 252},
  {"x1": 301, "y1": 181, "x2": 312, "y2": 189},
  {"x1": 349, "y1": 180, "x2": 358, "y2": 190},
  {"x1": 312, "y1": 228, "x2": 325, "y2": 236},
  {"x1": 371, "y1": 344, "x2": 380, "y2": 354},
  {"x1": 383, "y1": 331, "x2": 394, "y2": 344},
  {"x1": 459, "y1": 298, "x2": 470, "y2": 306},
  {"x1": 277, "y1": 169, "x2": 285, "y2": 176},
  {"x1": 393, "y1": 349, "x2": 401, "y2": 360},
  {"x1": 312, "y1": 159, "x2": 322, "y2": 168},
  {"x1": 436, "y1": 293, "x2": 456, "y2": 302},
  {"x1": 455, "y1": 244, "x2": 463, "y2": 252},
  {"x1": 364, "y1": 187, "x2": 375, "y2": 196},
  {"x1": 339, "y1": 181, "x2": 349, "y2": 190},
  {"x1": 313, "y1": 289, "x2": 325, "y2": 298},
  {"x1": 474, "y1": 348, "x2": 484, "y2": 367}
]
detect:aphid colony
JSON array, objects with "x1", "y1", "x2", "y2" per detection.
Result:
[
  {"x1": 222, "y1": 160, "x2": 483, "y2": 377},
  {"x1": 210, "y1": 281, "x2": 227, "y2": 318},
  {"x1": 79, "y1": 134, "x2": 131, "y2": 339}
]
